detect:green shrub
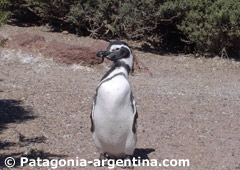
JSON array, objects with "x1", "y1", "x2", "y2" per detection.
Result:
[
  {"x1": 114, "y1": 0, "x2": 159, "y2": 39},
  {"x1": 10, "y1": 0, "x2": 75, "y2": 28},
  {"x1": 7, "y1": 0, "x2": 240, "y2": 57},
  {"x1": 69, "y1": 0, "x2": 161, "y2": 39},
  {"x1": 0, "y1": 0, "x2": 11, "y2": 26},
  {"x1": 24, "y1": 0, "x2": 73, "y2": 21},
  {"x1": 177, "y1": 0, "x2": 240, "y2": 56}
]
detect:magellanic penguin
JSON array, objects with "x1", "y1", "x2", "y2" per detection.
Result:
[{"x1": 91, "y1": 40, "x2": 138, "y2": 160}]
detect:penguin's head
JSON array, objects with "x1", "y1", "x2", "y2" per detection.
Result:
[{"x1": 97, "y1": 40, "x2": 133, "y2": 68}]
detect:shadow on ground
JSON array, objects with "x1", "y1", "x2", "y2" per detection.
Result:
[
  {"x1": 0, "y1": 99, "x2": 36, "y2": 132},
  {"x1": 133, "y1": 148, "x2": 155, "y2": 161},
  {"x1": 0, "y1": 149, "x2": 67, "y2": 168},
  {"x1": 0, "y1": 99, "x2": 67, "y2": 168}
]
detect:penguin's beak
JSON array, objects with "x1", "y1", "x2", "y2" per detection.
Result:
[
  {"x1": 96, "y1": 50, "x2": 111, "y2": 58},
  {"x1": 96, "y1": 50, "x2": 111, "y2": 63}
]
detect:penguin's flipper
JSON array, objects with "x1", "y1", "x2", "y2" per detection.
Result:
[
  {"x1": 90, "y1": 102, "x2": 95, "y2": 133},
  {"x1": 130, "y1": 92, "x2": 138, "y2": 134}
]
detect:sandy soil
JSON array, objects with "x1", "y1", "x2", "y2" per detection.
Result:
[{"x1": 0, "y1": 24, "x2": 240, "y2": 170}]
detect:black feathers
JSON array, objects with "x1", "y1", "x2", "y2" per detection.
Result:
[
  {"x1": 107, "y1": 40, "x2": 130, "y2": 50},
  {"x1": 100, "y1": 61, "x2": 130, "y2": 81}
]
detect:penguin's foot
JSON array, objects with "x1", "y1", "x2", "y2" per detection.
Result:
[
  {"x1": 121, "y1": 155, "x2": 134, "y2": 169},
  {"x1": 99, "y1": 153, "x2": 108, "y2": 167},
  {"x1": 99, "y1": 153, "x2": 107, "y2": 160}
]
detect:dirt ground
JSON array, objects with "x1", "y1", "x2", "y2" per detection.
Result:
[{"x1": 0, "y1": 24, "x2": 240, "y2": 170}]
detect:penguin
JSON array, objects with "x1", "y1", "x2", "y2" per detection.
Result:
[{"x1": 90, "y1": 40, "x2": 138, "y2": 160}]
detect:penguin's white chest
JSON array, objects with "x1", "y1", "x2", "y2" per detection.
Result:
[{"x1": 92, "y1": 75, "x2": 136, "y2": 158}]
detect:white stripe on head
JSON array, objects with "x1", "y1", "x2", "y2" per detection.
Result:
[{"x1": 109, "y1": 44, "x2": 133, "y2": 68}]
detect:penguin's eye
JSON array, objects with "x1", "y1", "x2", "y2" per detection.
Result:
[{"x1": 111, "y1": 48, "x2": 120, "y2": 52}]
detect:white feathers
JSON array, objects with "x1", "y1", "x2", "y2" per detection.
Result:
[
  {"x1": 92, "y1": 75, "x2": 136, "y2": 157},
  {"x1": 91, "y1": 41, "x2": 137, "y2": 158}
]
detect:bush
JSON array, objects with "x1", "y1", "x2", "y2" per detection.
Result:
[
  {"x1": 7, "y1": 0, "x2": 240, "y2": 57},
  {"x1": 69, "y1": 0, "x2": 188, "y2": 51},
  {"x1": 177, "y1": 0, "x2": 240, "y2": 56},
  {"x1": 69, "y1": 0, "x2": 161, "y2": 39},
  {"x1": 10, "y1": 0, "x2": 74, "y2": 27},
  {"x1": 0, "y1": 0, "x2": 11, "y2": 26}
]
